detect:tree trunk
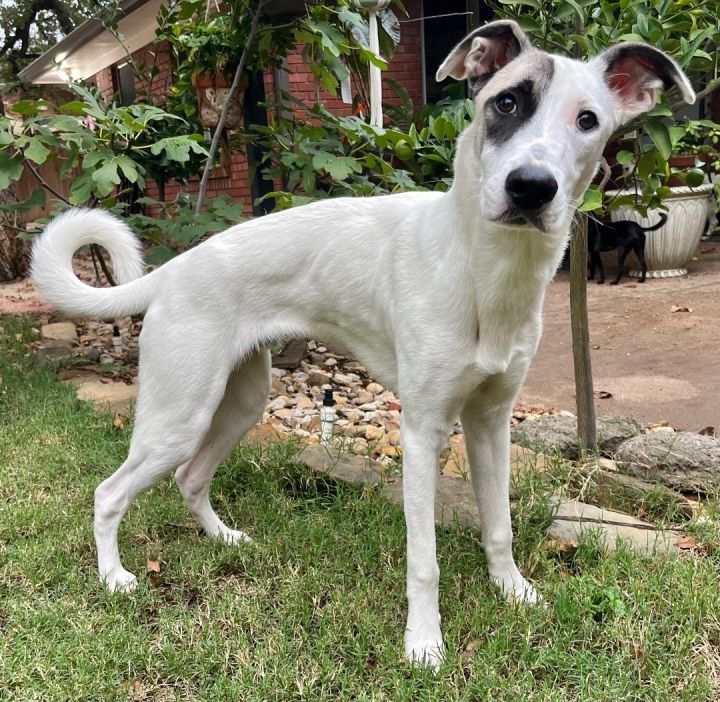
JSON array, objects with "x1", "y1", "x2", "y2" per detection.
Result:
[{"x1": 570, "y1": 214, "x2": 596, "y2": 451}]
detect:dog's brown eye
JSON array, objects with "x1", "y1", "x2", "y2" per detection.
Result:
[
  {"x1": 495, "y1": 94, "x2": 517, "y2": 114},
  {"x1": 577, "y1": 110, "x2": 598, "y2": 131}
]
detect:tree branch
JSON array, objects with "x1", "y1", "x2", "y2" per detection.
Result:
[
  {"x1": 1, "y1": 0, "x2": 76, "y2": 60},
  {"x1": 195, "y1": 0, "x2": 268, "y2": 214},
  {"x1": 25, "y1": 160, "x2": 70, "y2": 204},
  {"x1": 90, "y1": 243, "x2": 117, "y2": 286},
  {"x1": 27, "y1": 162, "x2": 117, "y2": 286}
]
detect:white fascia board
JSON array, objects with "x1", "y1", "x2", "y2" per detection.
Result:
[{"x1": 20, "y1": 0, "x2": 164, "y2": 84}]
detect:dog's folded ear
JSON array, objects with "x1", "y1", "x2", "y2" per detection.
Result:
[
  {"x1": 593, "y1": 43, "x2": 695, "y2": 123},
  {"x1": 435, "y1": 20, "x2": 532, "y2": 87}
]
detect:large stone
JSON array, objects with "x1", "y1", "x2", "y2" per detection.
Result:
[
  {"x1": 578, "y1": 467, "x2": 695, "y2": 518},
  {"x1": 510, "y1": 443, "x2": 549, "y2": 472},
  {"x1": 35, "y1": 340, "x2": 75, "y2": 365},
  {"x1": 74, "y1": 379, "x2": 138, "y2": 414},
  {"x1": 511, "y1": 414, "x2": 642, "y2": 458},
  {"x1": 615, "y1": 432, "x2": 720, "y2": 492},
  {"x1": 272, "y1": 339, "x2": 306, "y2": 369},
  {"x1": 307, "y1": 371, "x2": 331, "y2": 387},
  {"x1": 41, "y1": 322, "x2": 77, "y2": 343},
  {"x1": 297, "y1": 444, "x2": 383, "y2": 485},
  {"x1": 441, "y1": 437, "x2": 547, "y2": 484},
  {"x1": 547, "y1": 499, "x2": 680, "y2": 555},
  {"x1": 243, "y1": 423, "x2": 284, "y2": 448},
  {"x1": 383, "y1": 475, "x2": 480, "y2": 529},
  {"x1": 442, "y1": 434, "x2": 469, "y2": 478}
]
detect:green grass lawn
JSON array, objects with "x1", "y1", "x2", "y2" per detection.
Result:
[{"x1": 1, "y1": 315, "x2": 719, "y2": 701}]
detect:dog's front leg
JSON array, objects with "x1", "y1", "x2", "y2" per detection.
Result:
[
  {"x1": 461, "y1": 396, "x2": 537, "y2": 604},
  {"x1": 401, "y1": 416, "x2": 448, "y2": 668}
]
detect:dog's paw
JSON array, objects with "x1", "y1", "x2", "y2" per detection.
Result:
[
  {"x1": 404, "y1": 630, "x2": 445, "y2": 670},
  {"x1": 216, "y1": 528, "x2": 253, "y2": 546},
  {"x1": 596, "y1": 280, "x2": 605, "y2": 285},
  {"x1": 102, "y1": 567, "x2": 138, "y2": 593},
  {"x1": 491, "y1": 569, "x2": 539, "y2": 605}
]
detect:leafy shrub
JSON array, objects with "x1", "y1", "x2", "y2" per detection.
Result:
[
  {"x1": 126, "y1": 195, "x2": 246, "y2": 264},
  {"x1": 0, "y1": 84, "x2": 208, "y2": 208},
  {"x1": 250, "y1": 95, "x2": 475, "y2": 209}
]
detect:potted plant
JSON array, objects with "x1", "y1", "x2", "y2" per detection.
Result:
[
  {"x1": 602, "y1": 118, "x2": 718, "y2": 276},
  {"x1": 167, "y1": 12, "x2": 246, "y2": 129}
]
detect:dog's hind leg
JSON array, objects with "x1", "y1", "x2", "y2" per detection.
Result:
[
  {"x1": 634, "y1": 241, "x2": 648, "y2": 282},
  {"x1": 593, "y1": 250, "x2": 606, "y2": 284},
  {"x1": 611, "y1": 246, "x2": 631, "y2": 285},
  {"x1": 174, "y1": 349, "x2": 271, "y2": 544},
  {"x1": 94, "y1": 337, "x2": 236, "y2": 592}
]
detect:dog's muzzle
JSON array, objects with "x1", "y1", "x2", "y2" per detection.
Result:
[{"x1": 504, "y1": 165, "x2": 558, "y2": 217}]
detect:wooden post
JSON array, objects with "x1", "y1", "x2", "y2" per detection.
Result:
[{"x1": 569, "y1": 214, "x2": 596, "y2": 451}]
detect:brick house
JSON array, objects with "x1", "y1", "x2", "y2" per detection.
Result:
[{"x1": 19, "y1": 0, "x2": 493, "y2": 214}]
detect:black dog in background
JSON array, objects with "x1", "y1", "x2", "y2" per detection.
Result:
[{"x1": 588, "y1": 212, "x2": 668, "y2": 285}]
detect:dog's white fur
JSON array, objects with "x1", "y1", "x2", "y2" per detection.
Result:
[{"x1": 31, "y1": 22, "x2": 694, "y2": 667}]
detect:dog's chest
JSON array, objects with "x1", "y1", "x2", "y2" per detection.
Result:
[
  {"x1": 468, "y1": 261, "x2": 545, "y2": 376},
  {"x1": 470, "y1": 305, "x2": 539, "y2": 378}
]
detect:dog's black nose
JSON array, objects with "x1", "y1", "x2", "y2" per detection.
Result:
[{"x1": 505, "y1": 166, "x2": 558, "y2": 212}]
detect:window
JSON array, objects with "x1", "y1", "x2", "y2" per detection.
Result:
[
  {"x1": 113, "y1": 62, "x2": 136, "y2": 106},
  {"x1": 423, "y1": 0, "x2": 493, "y2": 103}
]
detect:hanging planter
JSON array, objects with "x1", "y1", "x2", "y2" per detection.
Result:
[{"x1": 191, "y1": 73, "x2": 247, "y2": 130}]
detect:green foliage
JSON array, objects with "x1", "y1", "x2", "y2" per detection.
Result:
[
  {"x1": 156, "y1": 0, "x2": 296, "y2": 124},
  {"x1": 251, "y1": 95, "x2": 474, "y2": 208},
  {"x1": 297, "y1": 1, "x2": 402, "y2": 111},
  {"x1": 159, "y1": 0, "x2": 403, "y2": 125},
  {"x1": 0, "y1": 1, "x2": 109, "y2": 86},
  {"x1": 0, "y1": 83, "x2": 208, "y2": 211},
  {"x1": 675, "y1": 119, "x2": 720, "y2": 170},
  {"x1": 490, "y1": 0, "x2": 720, "y2": 214},
  {"x1": 126, "y1": 195, "x2": 245, "y2": 264}
]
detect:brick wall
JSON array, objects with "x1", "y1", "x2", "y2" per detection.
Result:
[
  {"x1": 280, "y1": 0, "x2": 423, "y2": 116},
  {"x1": 95, "y1": 68, "x2": 114, "y2": 101},
  {"x1": 92, "y1": 0, "x2": 426, "y2": 212},
  {"x1": 131, "y1": 41, "x2": 174, "y2": 102},
  {"x1": 387, "y1": 0, "x2": 424, "y2": 108}
]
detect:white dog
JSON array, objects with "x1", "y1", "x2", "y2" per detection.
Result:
[{"x1": 32, "y1": 21, "x2": 693, "y2": 666}]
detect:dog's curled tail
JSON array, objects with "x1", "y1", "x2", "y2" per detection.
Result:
[
  {"x1": 31, "y1": 208, "x2": 155, "y2": 319},
  {"x1": 642, "y1": 212, "x2": 668, "y2": 232}
]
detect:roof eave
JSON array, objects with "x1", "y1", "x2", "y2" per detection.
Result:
[{"x1": 18, "y1": 0, "x2": 151, "y2": 84}]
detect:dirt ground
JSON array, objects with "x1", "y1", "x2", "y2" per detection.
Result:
[{"x1": 519, "y1": 238, "x2": 720, "y2": 431}]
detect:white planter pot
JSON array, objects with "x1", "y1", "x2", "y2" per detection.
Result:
[{"x1": 606, "y1": 184, "x2": 713, "y2": 277}]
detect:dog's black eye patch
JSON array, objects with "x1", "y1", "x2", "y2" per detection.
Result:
[
  {"x1": 485, "y1": 80, "x2": 537, "y2": 144},
  {"x1": 577, "y1": 110, "x2": 598, "y2": 131}
]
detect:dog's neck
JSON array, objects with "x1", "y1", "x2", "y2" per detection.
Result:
[{"x1": 423, "y1": 127, "x2": 570, "y2": 371}]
